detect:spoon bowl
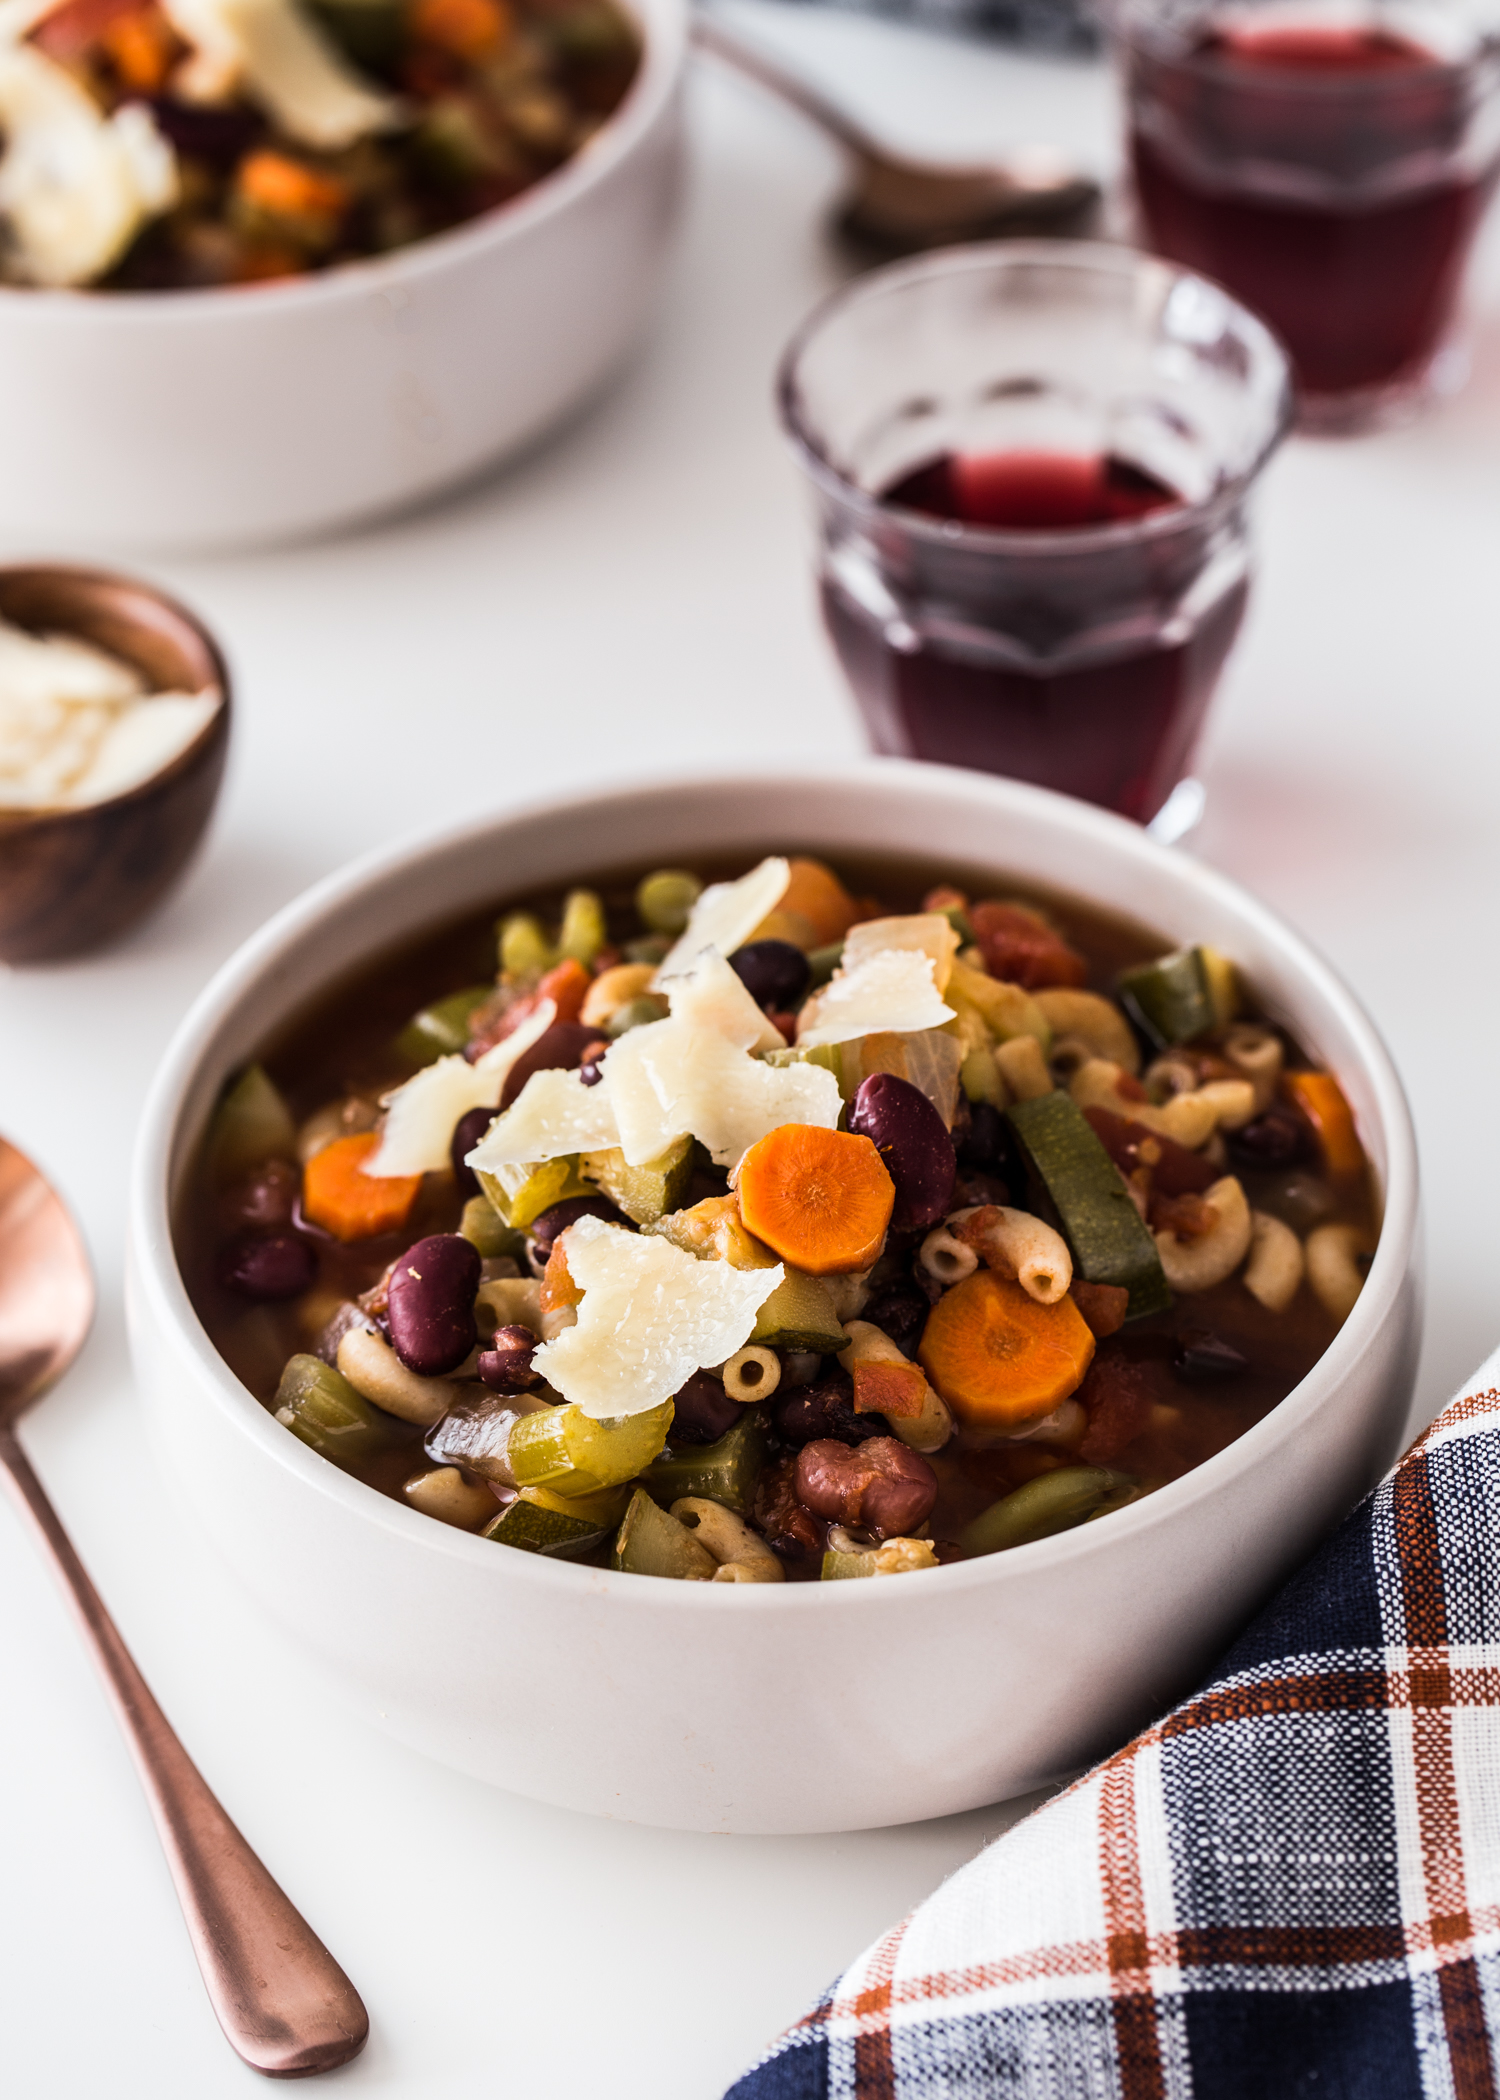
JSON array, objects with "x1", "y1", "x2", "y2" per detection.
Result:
[{"x1": 0, "y1": 1137, "x2": 94, "y2": 1423}]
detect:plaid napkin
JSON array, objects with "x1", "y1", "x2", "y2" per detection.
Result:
[{"x1": 727, "y1": 1348, "x2": 1500, "y2": 2100}]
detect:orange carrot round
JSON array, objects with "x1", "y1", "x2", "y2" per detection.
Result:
[
  {"x1": 302, "y1": 1133, "x2": 421, "y2": 1243},
  {"x1": 1283, "y1": 1070, "x2": 1364, "y2": 1182},
  {"x1": 536, "y1": 957, "x2": 591, "y2": 1026},
  {"x1": 736, "y1": 1125, "x2": 894, "y2": 1276},
  {"x1": 918, "y1": 1271, "x2": 1096, "y2": 1429}
]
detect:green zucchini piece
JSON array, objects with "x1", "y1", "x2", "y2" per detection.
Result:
[
  {"x1": 206, "y1": 1064, "x2": 296, "y2": 1184},
  {"x1": 484, "y1": 1499, "x2": 609, "y2": 1560},
  {"x1": 1116, "y1": 944, "x2": 1237, "y2": 1049},
  {"x1": 478, "y1": 1154, "x2": 592, "y2": 1231},
  {"x1": 750, "y1": 1270, "x2": 846, "y2": 1353},
  {"x1": 612, "y1": 1488, "x2": 718, "y2": 1579},
  {"x1": 582, "y1": 1135, "x2": 694, "y2": 1225},
  {"x1": 458, "y1": 1194, "x2": 526, "y2": 1260},
  {"x1": 1005, "y1": 1092, "x2": 1171, "y2": 1319},
  {"x1": 508, "y1": 1400, "x2": 675, "y2": 1496},
  {"x1": 958, "y1": 1466, "x2": 1133, "y2": 1557},
  {"x1": 643, "y1": 1411, "x2": 767, "y2": 1517},
  {"x1": 395, "y1": 984, "x2": 491, "y2": 1067},
  {"x1": 273, "y1": 1353, "x2": 409, "y2": 1466}
]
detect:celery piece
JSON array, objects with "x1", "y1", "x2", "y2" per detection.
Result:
[
  {"x1": 582, "y1": 1135, "x2": 694, "y2": 1225},
  {"x1": 508, "y1": 1400, "x2": 675, "y2": 1496},
  {"x1": 805, "y1": 941, "x2": 844, "y2": 989},
  {"x1": 612, "y1": 1488, "x2": 718, "y2": 1579},
  {"x1": 1006, "y1": 1092, "x2": 1172, "y2": 1320},
  {"x1": 648, "y1": 1193, "x2": 775, "y2": 1268},
  {"x1": 484, "y1": 1499, "x2": 610, "y2": 1560},
  {"x1": 273, "y1": 1353, "x2": 408, "y2": 1466},
  {"x1": 477, "y1": 1154, "x2": 591, "y2": 1231},
  {"x1": 395, "y1": 984, "x2": 491, "y2": 1067},
  {"x1": 635, "y1": 870, "x2": 701, "y2": 936},
  {"x1": 750, "y1": 1270, "x2": 845, "y2": 1353},
  {"x1": 643, "y1": 1411, "x2": 767, "y2": 1517},
  {"x1": 1116, "y1": 946, "x2": 1216, "y2": 1048},
  {"x1": 821, "y1": 1548, "x2": 874, "y2": 1580},
  {"x1": 556, "y1": 889, "x2": 608, "y2": 968},
  {"x1": 206, "y1": 1064, "x2": 296, "y2": 1184},
  {"x1": 958, "y1": 1467, "x2": 1131, "y2": 1557},
  {"x1": 459, "y1": 1195, "x2": 527, "y2": 1260},
  {"x1": 498, "y1": 911, "x2": 553, "y2": 981},
  {"x1": 960, "y1": 1045, "x2": 1005, "y2": 1106},
  {"x1": 521, "y1": 1482, "x2": 631, "y2": 1526}
]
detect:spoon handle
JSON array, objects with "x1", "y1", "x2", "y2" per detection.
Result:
[
  {"x1": 692, "y1": 13, "x2": 882, "y2": 161},
  {"x1": 0, "y1": 1428, "x2": 368, "y2": 2078}
]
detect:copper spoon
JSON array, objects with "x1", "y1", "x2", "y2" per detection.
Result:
[
  {"x1": 0, "y1": 1135, "x2": 368, "y2": 2079},
  {"x1": 692, "y1": 11, "x2": 1100, "y2": 255}
]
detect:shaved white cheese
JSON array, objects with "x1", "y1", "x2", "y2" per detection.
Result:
[
  {"x1": 162, "y1": 0, "x2": 402, "y2": 148},
  {"x1": 653, "y1": 856, "x2": 789, "y2": 986},
  {"x1": 467, "y1": 1063, "x2": 621, "y2": 1171},
  {"x1": 533, "y1": 1216, "x2": 782, "y2": 1418},
  {"x1": 0, "y1": 43, "x2": 178, "y2": 287},
  {"x1": 664, "y1": 949, "x2": 784, "y2": 1055},
  {"x1": 604, "y1": 1017, "x2": 841, "y2": 1168},
  {"x1": 842, "y1": 913, "x2": 959, "y2": 992},
  {"x1": 797, "y1": 949, "x2": 956, "y2": 1049},
  {"x1": 363, "y1": 1000, "x2": 556, "y2": 1178}
]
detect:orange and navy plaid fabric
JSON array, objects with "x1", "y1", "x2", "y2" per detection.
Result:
[{"x1": 727, "y1": 1362, "x2": 1500, "y2": 2099}]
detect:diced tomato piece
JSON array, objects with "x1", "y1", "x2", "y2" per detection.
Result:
[{"x1": 969, "y1": 901, "x2": 1087, "y2": 989}]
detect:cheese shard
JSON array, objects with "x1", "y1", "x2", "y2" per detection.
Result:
[
  {"x1": 532, "y1": 1215, "x2": 783, "y2": 1418},
  {"x1": 664, "y1": 949, "x2": 784, "y2": 1055},
  {"x1": 163, "y1": 0, "x2": 402, "y2": 148},
  {"x1": 797, "y1": 949, "x2": 956, "y2": 1049},
  {"x1": 0, "y1": 43, "x2": 178, "y2": 286},
  {"x1": 364, "y1": 999, "x2": 556, "y2": 1178},
  {"x1": 467, "y1": 1061, "x2": 621, "y2": 1171},
  {"x1": 605, "y1": 1016, "x2": 841, "y2": 1168},
  {"x1": 842, "y1": 913, "x2": 959, "y2": 993},
  {"x1": 653, "y1": 856, "x2": 789, "y2": 986}
]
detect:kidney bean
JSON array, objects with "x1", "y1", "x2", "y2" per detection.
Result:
[
  {"x1": 794, "y1": 1437, "x2": 938, "y2": 1538},
  {"x1": 527, "y1": 1195, "x2": 625, "y2": 1261},
  {"x1": 477, "y1": 1324, "x2": 540, "y2": 1392},
  {"x1": 218, "y1": 1231, "x2": 315, "y2": 1302},
  {"x1": 578, "y1": 1038, "x2": 610, "y2": 1086},
  {"x1": 499, "y1": 1022, "x2": 601, "y2": 1109},
  {"x1": 1226, "y1": 1107, "x2": 1313, "y2": 1173},
  {"x1": 387, "y1": 1233, "x2": 481, "y2": 1376},
  {"x1": 752, "y1": 1454, "x2": 828, "y2": 1563},
  {"x1": 773, "y1": 1369, "x2": 889, "y2": 1448},
  {"x1": 669, "y1": 1368, "x2": 742, "y2": 1445},
  {"x1": 848, "y1": 1073, "x2": 955, "y2": 1232},
  {"x1": 450, "y1": 1106, "x2": 496, "y2": 1198},
  {"x1": 220, "y1": 1157, "x2": 299, "y2": 1232},
  {"x1": 730, "y1": 939, "x2": 811, "y2": 1011},
  {"x1": 1082, "y1": 1106, "x2": 1218, "y2": 1196},
  {"x1": 861, "y1": 1284, "x2": 931, "y2": 1356},
  {"x1": 1173, "y1": 1330, "x2": 1248, "y2": 1383},
  {"x1": 146, "y1": 95, "x2": 265, "y2": 167}
]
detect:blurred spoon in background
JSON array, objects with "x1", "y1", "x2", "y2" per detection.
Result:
[{"x1": 693, "y1": 9, "x2": 1100, "y2": 255}]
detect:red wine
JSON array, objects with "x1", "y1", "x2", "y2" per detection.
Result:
[
  {"x1": 1130, "y1": 25, "x2": 1496, "y2": 400},
  {"x1": 828, "y1": 450, "x2": 1244, "y2": 825}
]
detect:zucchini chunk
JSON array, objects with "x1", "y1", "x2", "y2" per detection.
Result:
[{"x1": 1005, "y1": 1092, "x2": 1171, "y2": 1319}]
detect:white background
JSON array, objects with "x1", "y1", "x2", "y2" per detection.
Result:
[{"x1": 5, "y1": 6, "x2": 1500, "y2": 2094}]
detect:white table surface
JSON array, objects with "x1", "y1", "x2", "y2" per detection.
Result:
[{"x1": 5, "y1": 9, "x2": 1500, "y2": 2095}]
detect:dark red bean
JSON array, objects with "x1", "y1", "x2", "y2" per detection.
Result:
[
  {"x1": 146, "y1": 94, "x2": 265, "y2": 166},
  {"x1": 527, "y1": 1195, "x2": 625, "y2": 1260},
  {"x1": 387, "y1": 1233, "x2": 481, "y2": 1376},
  {"x1": 478, "y1": 1324, "x2": 540, "y2": 1391},
  {"x1": 668, "y1": 1369, "x2": 742, "y2": 1445},
  {"x1": 450, "y1": 1106, "x2": 496, "y2": 1198},
  {"x1": 1227, "y1": 1107, "x2": 1313, "y2": 1173},
  {"x1": 579, "y1": 1038, "x2": 610, "y2": 1086},
  {"x1": 860, "y1": 1284, "x2": 930, "y2": 1357},
  {"x1": 848, "y1": 1073, "x2": 956, "y2": 1232},
  {"x1": 1173, "y1": 1330, "x2": 1248, "y2": 1383},
  {"x1": 794, "y1": 1437, "x2": 938, "y2": 1538},
  {"x1": 218, "y1": 1231, "x2": 316, "y2": 1301},
  {"x1": 773, "y1": 1369, "x2": 888, "y2": 1448},
  {"x1": 730, "y1": 939, "x2": 810, "y2": 1011},
  {"x1": 219, "y1": 1157, "x2": 299, "y2": 1231},
  {"x1": 499, "y1": 1022, "x2": 600, "y2": 1109}
]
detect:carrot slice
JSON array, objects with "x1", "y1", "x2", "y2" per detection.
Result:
[
  {"x1": 541, "y1": 1240, "x2": 583, "y2": 1314},
  {"x1": 1283, "y1": 1070, "x2": 1364, "y2": 1182},
  {"x1": 919, "y1": 1270, "x2": 1095, "y2": 1429},
  {"x1": 302, "y1": 1133, "x2": 421, "y2": 1243},
  {"x1": 411, "y1": 0, "x2": 510, "y2": 58},
  {"x1": 777, "y1": 859, "x2": 860, "y2": 946},
  {"x1": 736, "y1": 1125, "x2": 894, "y2": 1276},
  {"x1": 237, "y1": 152, "x2": 349, "y2": 225},
  {"x1": 536, "y1": 957, "x2": 590, "y2": 1026}
]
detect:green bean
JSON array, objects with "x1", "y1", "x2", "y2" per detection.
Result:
[
  {"x1": 498, "y1": 910, "x2": 553, "y2": 981},
  {"x1": 635, "y1": 869, "x2": 701, "y2": 936},
  {"x1": 958, "y1": 1466, "x2": 1133, "y2": 1558},
  {"x1": 273, "y1": 1353, "x2": 409, "y2": 1466},
  {"x1": 556, "y1": 888, "x2": 608, "y2": 968}
]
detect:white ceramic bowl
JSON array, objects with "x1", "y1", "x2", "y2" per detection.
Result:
[
  {"x1": 128, "y1": 763, "x2": 1421, "y2": 1833},
  {"x1": 0, "y1": 0, "x2": 684, "y2": 553}
]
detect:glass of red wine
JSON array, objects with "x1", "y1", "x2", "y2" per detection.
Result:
[
  {"x1": 1114, "y1": 0, "x2": 1500, "y2": 431},
  {"x1": 777, "y1": 242, "x2": 1291, "y2": 830}
]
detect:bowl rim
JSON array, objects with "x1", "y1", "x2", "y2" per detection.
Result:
[
  {"x1": 0, "y1": 560, "x2": 231, "y2": 829},
  {"x1": 129, "y1": 758, "x2": 1420, "y2": 1612},
  {"x1": 0, "y1": 0, "x2": 686, "y2": 325}
]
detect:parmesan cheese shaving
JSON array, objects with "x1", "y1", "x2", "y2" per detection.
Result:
[
  {"x1": 466, "y1": 1062, "x2": 621, "y2": 1171},
  {"x1": 653, "y1": 856, "x2": 789, "y2": 986},
  {"x1": 664, "y1": 949, "x2": 784, "y2": 1055},
  {"x1": 796, "y1": 949, "x2": 956, "y2": 1049},
  {"x1": 841, "y1": 913, "x2": 959, "y2": 992},
  {"x1": 604, "y1": 1017, "x2": 842, "y2": 1168},
  {"x1": 532, "y1": 1215, "x2": 782, "y2": 1418},
  {"x1": 364, "y1": 999, "x2": 556, "y2": 1178},
  {"x1": 162, "y1": 0, "x2": 402, "y2": 147}
]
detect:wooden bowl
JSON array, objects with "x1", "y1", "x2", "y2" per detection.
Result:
[{"x1": 0, "y1": 565, "x2": 230, "y2": 964}]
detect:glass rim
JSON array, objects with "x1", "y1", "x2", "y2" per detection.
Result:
[
  {"x1": 775, "y1": 239, "x2": 1296, "y2": 559},
  {"x1": 1105, "y1": 4, "x2": 1500, "y2": 91}
]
